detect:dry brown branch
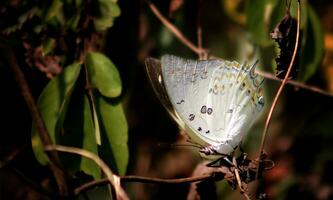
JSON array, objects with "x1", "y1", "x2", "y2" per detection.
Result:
[
  {"x1": 73, "y1": 156, "x2": 266, "y2": 198},
  {"x1": 145, "y1": 0, "x2": 207, "y2": 58},
  {"x1": 256, "y1": 69, "x2": 333, "y2": 97},
  {"x1": 75, "y1": 174, "x2": 214, "y2": 195},
  {"x1": 256, "y1": 0, "x2": 301, "y2": 181},
  {"x1": 0, "y1": 43, "x2": 69, "y2": 196},
  {"x1": 196, "y1": 0, "x2": 208, "y2": 60},
  {"x1": 45, "y1": 145, "x2": 129, "y2": 200},
  {"x1": 75, "y1": 164, "x2": 236, "y2": 196}
]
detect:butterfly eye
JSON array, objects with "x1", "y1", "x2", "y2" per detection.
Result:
[
  {"x1": 201, "y1": 105, "x2": 207, "y2": 113},
  {"x1": 258, "y1": 96, "x2": 264, "y2": 105}
]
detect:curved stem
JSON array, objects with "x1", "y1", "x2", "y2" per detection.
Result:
[
  {"x1": 256, "y1": 69, "x2": 333, "y2": 97},
  {"x1": 256, "y1": 0, "x2": 301, "y2": 180},
  {"x1": 74, "y1": 172, "x2": 234, "y2": 195},
  {"x1": 45, "y1": 145, "x2": 129, "y2": 200}
]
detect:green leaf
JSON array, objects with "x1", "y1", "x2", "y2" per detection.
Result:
[
  {"x1": 289, "y1": 0, "x2": 307, "y2": 29},
  {"x1": 66, "y1": 14, "x2": 81, "y2": 30},
  {"x1": 269, "y1": 0, "x2": 307, "y2": 31},
  {"x1": 31, "y1": 63, "x2": 81, "y2": 165},
  {"x1": 269, "y1": 0, "x2": 287, "y2": 31},
  {"x1": 60, "y1": 91, "x2": 101, "y2": 179},
  {"x1": 42, "y1": 38, "x2": 56, "y2": 56},
  {"x1": 93, "y1": 0, "x2": 121, "y2": 31},
  {"x1": 44, "y1": 0, "x2": 64, "y2": 23},
  {"x1": 96, "y1": 95, "x2": 128, "y2": 175},
  {"x1": 80, "y1": 96, "x2": 101, "y2": 179},
  {"x1": 85, "y1": 52, "x2": 122, "y2": 98},
  {"x1": 246, "y1": 0, "x2": 271, "y2": 46},
  {"x1": 298, "y1": 5, "x2": 324, "y2": 81}
]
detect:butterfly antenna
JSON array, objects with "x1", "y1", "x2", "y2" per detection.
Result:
[
  {"x1": 156, "y1": 143, "x2": 203, "y2": 152},
  {"x1": 250, "y1": 59, "x2": 259, "y2": 71}
]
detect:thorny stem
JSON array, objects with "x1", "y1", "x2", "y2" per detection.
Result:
[
  {"x1": 1, "y1": 44, "x2": 69, "y2": 196},
  {"x1": 256, "y1": 0, "x2": 301, "y2": 181}
]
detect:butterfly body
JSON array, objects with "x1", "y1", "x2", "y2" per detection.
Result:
[{"x1": 145, "y1": 55, "x2": 264, "y2": 159}]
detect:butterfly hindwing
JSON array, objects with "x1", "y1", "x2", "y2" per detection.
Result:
[{"x1": 205, "y1": 61, "x2": 264, "y2": 149}]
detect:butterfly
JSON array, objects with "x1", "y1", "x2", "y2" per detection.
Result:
[{"x1": 145, "y1": 55, "x2": 264, "y2": 160}]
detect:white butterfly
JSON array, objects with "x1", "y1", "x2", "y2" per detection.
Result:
[{"x1": 145, "y1": 55, "x2": 264, "y2": 159}]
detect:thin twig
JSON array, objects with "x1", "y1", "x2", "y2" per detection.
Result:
[
  {"x1": 232, "y1": 157, "x2": 244, "y2": 192},
  {"x1": 74, "y1": 174, "x2": 217, "y2": 195},
  {"x1": 256, "y1": 69, "x2": 333, "y2": 97},
  {"x1": 122, "y1": 174, "x2": 217, "y2": 184},
  {"x1": 256, "y1": 0, "x2": 301, "y2": 181},
  {"x1": 45, "y1": 145, "x2": 129, "y2": 200},
  {"x1": 75, "y1": 172, "x2": 235, "y2": 196},
  {"x1": 0, "y1": 43, "x2": 69, "y2": 196},
  {"x1": 196, "y1": 0, "x2": 207, "y2": 60},
  {"x1": 145, "y1": 0, "x2": 206, "y2": 58}
]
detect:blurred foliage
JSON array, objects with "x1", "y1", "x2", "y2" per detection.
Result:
[{"x1": 1, "y1": 0, "x2": 333, "y2": 199}]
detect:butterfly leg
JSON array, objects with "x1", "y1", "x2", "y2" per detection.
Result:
[
  {"x1": 200, "y1": 146, "x2": 234, "y2": 167},
  {"x1": 206, "y1": 157, "x2": 223, "y2": 167},
  {"x1": 223, "y1": 156, "x2": 234, "y2": 166}
]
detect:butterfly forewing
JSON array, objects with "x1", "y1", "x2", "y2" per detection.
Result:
[
  {"x1": 161, "y1": 55, "x2": 225, "y2": 145},
  {"x1": 145, "y1": 58, "x2": 185, "y2": 128}
]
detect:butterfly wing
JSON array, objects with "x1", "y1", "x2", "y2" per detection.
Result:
[
  {"x1": 145, "y1": 58, "x2": 185, "y2": 128},
  {"x1": 160, "y1": 55, "x2": 224, "y2": 145},
  {"x1": 203, "y1": 61, "x2": 265, "y2": 153},
  {"x1": 160, "y1": 55, "x2": 265, "y2": 155}
]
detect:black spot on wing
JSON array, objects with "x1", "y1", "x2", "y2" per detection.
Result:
[
  {"x1": 176, "y1": 99, "x2": 185, "y2": 104},
  {"x1": 207, "y1": 108, "x2": 213, "y2": 115},
  {"x1": 188, "y1": 114, "x2": 195, "y2": 121},
  {"x1": 200, "y1": 105, "x2": 207, "y2": 113}
]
